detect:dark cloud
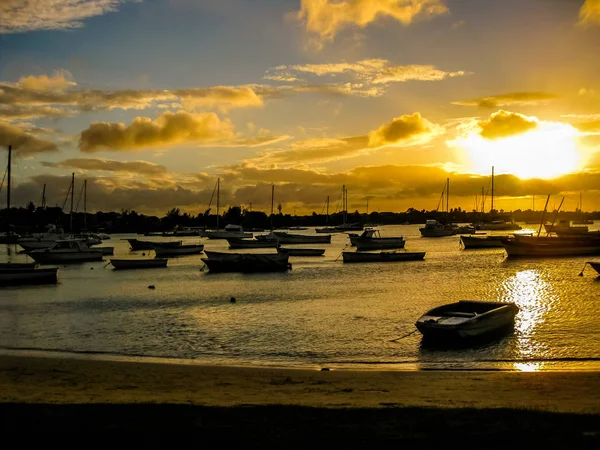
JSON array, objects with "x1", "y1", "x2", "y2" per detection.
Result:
[
  {"x1": 42, "y1": 158, "x2": 168, "y2": 175},
  {"x1": 478, "y1": 110, "x2": 539, "y2": 140},
  {"x1": 453, "y1": 92, "x2": 558, "y2": 108},
  {"x1": 0, "y1": 121, "x2": 58, "y2": 154}
]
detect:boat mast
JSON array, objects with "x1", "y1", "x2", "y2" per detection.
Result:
[
  {"x1": 366, "y1": 198, "x2": 369, "y2": 215},
  {"x1": 446, "y1": 177, "x2": 449, "y2": 213},
  {"x1": 537, "y1": 194, "x2": 550, "y2": 237},
  {"x1": 270, "y1": 184, "x2": 274, "y2": 230},
  {"x1": 216, "y1": 178, "x2": 220, "y2": 230},
  {"x1": 491, "y1": 166, "x2": 494, "y2": 213},
  {"x1": 70, "y1": 172, "x2": 74, "y2": 232},
  {"x1": 83, "y1": 179, "x2": 87, "y2": 231},
  {"x1": 6, "y1": 145, "x2": 11, "y2": 211},
  {"x1": 326, "y1": 195, "x2": 329, "y2": 225},
  {"x1": 41, "y1": 184, "x2": 46, "y2": 208}
]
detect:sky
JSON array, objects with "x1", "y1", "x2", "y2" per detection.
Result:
[{"x1": 1, "y1": 0, "x2": 600, "y2": 216}]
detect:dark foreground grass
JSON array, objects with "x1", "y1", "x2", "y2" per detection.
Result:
[{"x1": 1, "y1": 404, "x2": 599, "y2": 445}]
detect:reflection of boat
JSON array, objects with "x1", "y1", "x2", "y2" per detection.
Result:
[
  {"x1": 277, "y1": 247, "x2": 325, "y2": 256},
  {"x1": 342, "y1": 251, "x2": 425, "y2": 263},
  {"x1": 110, "y1": 258, "x2": 168, "y2": 270},
  {"x1": 0, "y1": 266, "x2": 59, "y2": 286},
  {"x1": 544, "y1": 220, "x2": 589, "y2": 235},
  {"x1": 271, "y1": 231, "x2": 331, "y2": 244},
  {"x1": 419, "y1": 220, "x2": 455, "y2": 237},
  {"x1": 227, "y1": 238, "x2": 278, "y2": 249},
  {"x1": 154, "y1": 244, "x2": 204, "y2": 257},
  {"x1": 502, "y1": 234, "x2": 600, "y2": 257},
  {"x1": 415, "y1": 300, "x2": 519, "y2": 341},
  {"x1": 351, "y1": 229, "x2": 405, "y2": 251},
  {"x1": 28, "y1": 239, "x2": 104, "y2": 264},
  {"x1": 460, "y1": 235, "x2": 509, "y2": 249},
  {"x1": 202, "y1": 251, "x2": 290, "y2": 273}
]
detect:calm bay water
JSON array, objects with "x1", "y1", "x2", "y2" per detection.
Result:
[{"x1": 1, "y1": 224, "x2": 599, "y2": 371}]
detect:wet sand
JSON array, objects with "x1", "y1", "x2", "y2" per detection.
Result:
[{"x1": 1, "y1": 354, "x2": 599, "y2": 443}]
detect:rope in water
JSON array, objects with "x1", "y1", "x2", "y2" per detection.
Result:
[{"x1": 388, "y1": 329, "x2": 418, "y2": 342}]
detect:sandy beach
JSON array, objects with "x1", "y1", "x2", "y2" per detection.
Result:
[{"x1": 1, "y1": 354, "x2": 599, "y2": 443}]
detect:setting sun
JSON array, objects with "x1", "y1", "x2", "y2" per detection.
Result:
[{"x1": 457, "y1": 122, "x2": 582, "y2": 179}]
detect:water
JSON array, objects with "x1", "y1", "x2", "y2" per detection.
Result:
[{"x1": 1, "y1": 224, "x2": 599, "y2": 371}]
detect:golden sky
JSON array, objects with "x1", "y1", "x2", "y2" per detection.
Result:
[{"x1": 1, "y1": 0, "x2": 600, "y2": 215}]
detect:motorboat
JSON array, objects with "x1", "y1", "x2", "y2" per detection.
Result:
[
  {"x1": 460, "y1": 235, "x2": 509, "y2": 249},
  {"x1": 419, "y1": 220, "x2": 455, "y2": 237},
  {"x1": 0, "y1": 266, "x2": 59, "y2": 286},
  {"x1": 205, "y1": 224, "x2": 253, "y2": 240},
  {"x1": 342, "y1": 251, "x2": 425, "y2": 263},
  {"x1": 27, "y1": 239, "x2": 104, "y2": 264},
  {"x1": 110, "y1": 258, "x2": 168, "y2": 270},
  {"x1": 277, "y1": 247, "x2": 325, "y2": 256},
  {"x1": 201, "y1": 251, "x2": 291, "y2": 273},
  {"x1": 154, "y1": 244, "x2": 204, "y2": 257},
  {"x1": 350, "y1": 229, "x2": 405, "y2": 251},
  {"x1": 415, "y1": 300, "x2": 519, "y2": 341},
  {"x1": 227, "y1": 238, "x2": 278, "y2": 249}
]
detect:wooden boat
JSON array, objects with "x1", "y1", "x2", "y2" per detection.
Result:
[
  {"x1": 110, "y1": 258, "x2": 168, "y2": 270},
  {"x1": 415, "y1": 300, "x2": 519, "y2": 341},
  {"x1": 227, "y1": 238, "x2": 278, "y2": 249},
  {"x1": 351, "y1": 229, "x2": 405, "y2": 251},
  {"x1": 271, "y1": 231, "x2": 331, "y2": 244},
  {"x1": 460, "y1": 235, "x2": 509, "y2": 249},
  {"x1": 154, "y1": 244, "x2": 204, "y2": 257},
  {"x1": 202, "y1": 251, "x2": 290, "y2": 273},
  {"x1": 0, "y1": 267, "x2": 59, "y2": 286},
  {"x1": 502, "y1": 235, "x2": 600, "y2": 257},
  {"x1": 27, "y1": 239, "x2": 104, "y2": 264},
  {"x1": 125, "y1": 239, "x2": 182, "y2": 251},
  {"x1": 419, "y1": 220, "x2": 455, "y2": 237},
  {"x1": 277, "y1": 247, "x2": 325, "y2": 256},
  {"x1": 342, "y1": 251, "x2": 425, "y2": 263}
]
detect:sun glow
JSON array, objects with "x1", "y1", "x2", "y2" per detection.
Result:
[{"x1": 456, "y1": 121, "x2": 581, "y2": 179}]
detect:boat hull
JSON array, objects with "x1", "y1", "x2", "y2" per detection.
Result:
[
  {"x1": 205, "y1": 231, "x2": 253, "y2": 239},
  {"x1": 354, "y1": 239, "x2": 405, "y2": 251},
  {"x1": 0, "y1": 267, "x2": 58, "y2": 285},
  {"x1": 202, "y1": 251, "x2": 290, "y2": 273},
  {"x1": 272, "y1": 232, "x2": 331, "y2": 244},
  {"x1": 227, "y1": 238, "x2": 278, "y2": 249},
  {"x1": 277, "y1": 247, "x2": 325, "y2": 256},
  {"x1": 588, "y1": 261, "x2": 600, "y2": 275},
  {"x1": 342, "y1": 251, "x2": 425, "y2": 263},
  {"x1": 28, "y1": 250, "x2": 104, "y2": 264},
  {"x1": 154, "y1": 244, "x2": 204, "y2": 257},
  {"x1": 502, "y1": 236, "x2": 600, "y2": 257},
  {"x1": 460, "y1": 236, "x2": 507, "y2": 249},
  {"x1": 126, "y1": 239, "x2": 182, "y2": 251},
  {"x1": 110, "y1": 258, "x2": 168, "y2": 270}
]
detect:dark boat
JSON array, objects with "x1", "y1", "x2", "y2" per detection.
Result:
[
  {"x1": 125, "y1": 239, "x2": 182, "y2": 251},
  {"x1": 0, "y1": 267, "x2": 59, "y2": 286},
  {"x1": 460, "y1": 235, "x2": 509, "y2": 249},
  {"x1": 342, "y1": 251, "x2": 425, "y2": 263},
  {"x1": 154, "y1": 244, "x2": 204, "y2": 257},
  {"x1": 502, "y1": 234, "x2": 600, "y2": 257},
  {"x1": 277, "y1": 247, "x2": 325, "y2": 256},
  {"x1": 227, "y1": 238, "x2": 278, "y2": 249},
  {"x1": 202, "y1": 251, "x2": 291, "y2": 273},
  {"x1": 271, "y1": 231, "x2": 331, "y2": 244},
  {"x1": 0, "y1": 262, "x2": 37, "y2": 269},
  {"x1": 350, "y1": 228, "x2": 405, "y2": 251},
  {"x1": 415, "y1": 300, "x2": 519, "y2": 341},
  {"x1": 110, "y1": 258, "x2": 168, "y2": 270}
]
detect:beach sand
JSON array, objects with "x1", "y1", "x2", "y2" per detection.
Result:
[{"x1": 1, "y1": 354, "x2": 600, "y2": 443}]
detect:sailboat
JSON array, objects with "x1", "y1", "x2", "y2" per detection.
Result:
[
  {"x1": 472, "y1": 167, "x2": 521, "y2": 231},
  {"x1": 573, "y1": 192, "x2": 593, "y2": 225},
  {"x1": 205, "y1": 178, "x2": 252, "y2": 239},
  {"x1": 0, "y1": 145, "x2": 20, "y2": 244}
]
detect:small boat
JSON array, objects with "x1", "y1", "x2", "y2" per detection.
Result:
[
  {"x1": 93, "y1": 246, "x2": 114, "y2": 255},
  {"x1": 277, "y1": 247, "x2": 325, "y2": 256},
  {"x1": 125, "y1": 239, "x2": 182, "y2": 251},
  {"x1": 415, "y1": 300, "x2": 519, "y2": 341},
  {"x1": 227, "y1": 238, "x2": 278, "y2": 249},
  {"x1": 202, "y1": 251, "x2": 290, "y2": 273},
  {"x1": 419, "y1": 220, "x2": 455, "y2": 237},
  {"x1": 205, "y1": 224, "x2": 253, "y2": 240},
  {"x1": 0, "y1": 262, "x2": 37, "y2": 269},
  {"x1": 544, "y1": 220, "x2": 589, "y2": 235},
  {"x1": 350, "y1": 228, "x2": 405, "y2": 251},
  {"x1": 0, "y1": 267, "x2": 59, "y2": 286},
  {"x1": 502, "y1": 234, "x2": 600, "y2": 257},
  {"x1": 271, "y1": 231, "x2": 331, "y2": 244},
  {"x1": 342, "y1": 251, "x2": 425, "y2": 263},
  {"x1": 27, "y1": 239, "x2": 104, "y2": 264},
  {"x1": 474, "y1": 220, "x2": 522, "y2": 231},
  {"x1": 110, "y1": 258, "x2": 168, "y2": 270},
  {"x1": 154, "y1": 244, "x2": 204, "y2": 257},
  {"x1": 460, "y1": 235, "x2": 509, "y2": 249}
]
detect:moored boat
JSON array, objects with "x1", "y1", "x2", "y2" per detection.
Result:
[
  {"x1": 271, "y1": 231, "x2": 331, "y2": 244},
  {"x1": 110, "y1": 258, "x2": 168, "y2": 270},
  {"x1": 202, "y1": 251, "x2": 290, "y2": 273},
  {"x1": 0, "y1": 262, "x2": 37, "y2": 269},
  {"x1": 419, "y1": 220, "x2": 455, "y2": 237},
  {"x1": 544, "y1": 220, "x2": 589, "y2": 235},
  {"x1": 415, "y1": 300, "x2": 519, "y2": 341},
  {"x1": 342, "y1": 251, "x2": 425, "y2": 263},
  {"x1": 277, "y1": 247, "x2": 325, "y2": 256},
  {"x1": 0, "y1": 267, "x2": 59, "y2": 286},
  {"x1": 227, "y1": 238, "x2": 278, "y2": 249},
  {"x1": 154, "y1": 244, "x2": 204, "y2": 257},
  {"x1": 125, "y1": 239, "x2": 182, "y2": 251},
  {"x1": 351, "y1": 228, "x2": 405, "y2": 251},
  {"x1": 474, "y1": 220, "x2": 522, "y2": 231},
  {"x1": 27, "y1": 239, "x2": 104, "y2": 264},
  {"x1": 460, "y1": 235, "x2": 509, "y2": 249},
  {"x1": 205, "y1": 224, "x2": 253, "y2": 240},
  {"x1": 501, "y1": 234, "x2": 600, "y2": 257}
]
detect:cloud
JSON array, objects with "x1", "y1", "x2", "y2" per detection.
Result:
[
  {"x1": 478, "y1": 110, "x2": 539, "y2": 140},
  {"x1": 42, "y1": 158, "x2": 168, "y2": 175},
  {"x1": 0, "y1": 120, "x2": 58, "y2": 154},
  {"x1": 79, "y1": 111, "x2": 235, "y2": 153},
  {"x1": 0, "y1": 0, "x2": 137, "y2": 34},
  {"x1": 174, "y1": 86, "x2": 264, "y2": 112},
  {"x1": 267, "y1": 59, "x2": 466, "y2": 86},
  {"x1": 453, "y1": 92, "x2": 558, "y2": 108},
  {"x1": 295, "y1": 0, "x2": 448, "y2": 43},
  {"x1": 18, "y1": 70, "x2": 76, "y2": 92},
  {"x1": 368, "y1": 112, "x2": 441, "y2": 147},
  {"x1": 579, "y1": 0, "x2": 600, "y2": 25},
  {"x1": 573, "y1": 121, "x2": 600, "y2": 132},
  {"x1": 0, "y1": 106, "x2": 76, "y2": 120}
]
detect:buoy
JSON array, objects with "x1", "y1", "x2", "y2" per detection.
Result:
[
  {"x1": 230, "y1": 297, "x2": 236, "y2": 303},
  {"x1": 90, "y1": 267, "x2": 94, "y2": 270},
  {"x1": 142, "y1": 252, "x2": 146, "y2": 256},
  {"x1": 148, "y1": 285, "x2": 155, "y2": 289}
]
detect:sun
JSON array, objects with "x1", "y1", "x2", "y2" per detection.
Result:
[{"x1": 455, "y1": 121, "x2": 582, "y2": 179}]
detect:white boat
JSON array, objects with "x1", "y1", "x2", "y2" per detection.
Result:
[
  {"x1": 110, "y1": 258, "x2": 168, "y2": 270},
  {"x1": 350, "y1": 229, "x2": 405, "y2": 251},
  {"x1": 0, "y1": 267, "x2": 59, "y2": 286},
  {"x1": 342, "y1": 251, "x2": 425, "y2": 263},
  {"x1": 205, "y1": 224, "x2": 253, "y2": 240},
  {"x1": 415, "y1": 300, "x2": 519, "y2": 341},
  {"x1": 419, "y1": 220, "x2": 455, "y2": 237},
  {"x1": 27, "y1": 239, "x2": 104, "y2": 264},
  {"x1": 154, "y1": 244, "x2": 204, "y2": 257},
  {"x1": 460, "y1": 235, "x2": 509, "y2": 249}
]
